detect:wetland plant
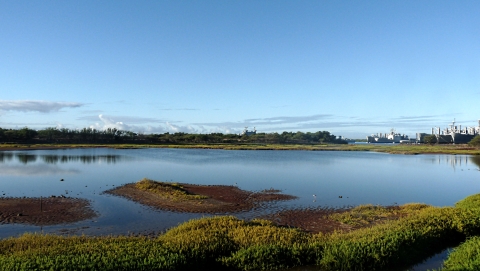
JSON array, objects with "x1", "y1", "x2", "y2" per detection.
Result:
[
  {"x1": 134, "y1": 178, "x2": 208, "y2": 201},
  {"x1": 2, "y1": 195, "x2": 480, "y2": 270}
]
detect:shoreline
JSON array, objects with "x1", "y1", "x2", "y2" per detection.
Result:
[
  {"x1": 1, "y1": 143, "x2": 479, "y2": 155},
  {"x1": 0, "y1": 197, "x2": 96, "y2": 226}
]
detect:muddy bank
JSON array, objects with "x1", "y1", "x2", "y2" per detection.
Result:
[
  {"x1": 105, "y1": 183, "x2": 296, "y2": 213},
  {"x1": 262, "y1": 205, "x2": 408, "y2": 234},
  {"x1": 260, "y1": 208, "x2": 350, "y2": 234},
  {"x1": 0, "y1": 197, "x2": 97, "y2": 226}
]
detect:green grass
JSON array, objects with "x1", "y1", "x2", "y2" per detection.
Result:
[
  {"x1": 433, "y1": 194, "x2": 480, "y2": 270},
  {"x1": 329, "y1": 203, "x2": 431, "y2": 227},
  {"x1": 439, "y1": 236, "x2": 480, "y2": 270},
  {"x1": 3, "y1": 193, "x2": 480, "y2": 270},
  {"x1": 134, "y1": 178, "x2": 208, "y2": 201},
  {"x1": 2, "y1": 142, "x2": 480, "y2": 155},
  {"x1": 455, "y1": 194, "x2": 480, "y2": 210}
]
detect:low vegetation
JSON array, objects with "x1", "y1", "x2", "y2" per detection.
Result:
[
  {"x1": 439, "y1": 236, "x2": 480, "y2": 270},
  {"x1": 469, "y1": 135, "x2": 480, "y2": 148},
  {"x1": 2, "y1": 194, "x2": 480, "y2": 270},
  {"x1": 2, "y1": 141, "x2": 480, "y2": 156},
  {"x1": 134, "y1": 178, "x2": 208, "y2": 200},
  {"x1": 0, "y1": 127, "x2": 346, "y2": 144},
  {"x1": 329, "y1": 203, "x2": 431, "y2": 227},
  {"x1": 435, "y1": 194, "x2": 480, "y2": 270}
]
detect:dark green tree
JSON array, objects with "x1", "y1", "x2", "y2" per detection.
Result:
[
  {"x1": 424, "y1": 135, "x2": 437, "y2": 145},
  {"x1": 468, "y1": 135, "x2": 480, "y2": 147}
]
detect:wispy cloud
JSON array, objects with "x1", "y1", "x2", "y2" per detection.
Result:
[
  {"x1": 0, "y1": 100, "x2": 83, "y2": 113},
  {"x1": 158, "y1": 108, "x2": 200, "y2": 111},
  {"x1": 195, "y1": 114, "x2": 332, "y2": 127},
  {"x1": 78, "y1": 115, "x2": 163, "y2": 124}
]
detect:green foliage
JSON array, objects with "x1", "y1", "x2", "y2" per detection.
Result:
[
  {"x1": 424, "y1": 134, "x2": 437, "y2": 144},
  {"x1": 0, "y1": 126, "x2": 348, "y2": 145},
  {"x1": 221, "y1": 244, "x2": 317, "y2": 270},
  {"x1": 469, "y1": 135, "x2": 480, "y2": 147},
  {"x1": 3, "y1": 195, "x2": 480, "y2": 270},
  {"x1": 135, "y1": 178, "x2": 208, "y2": 200},
  {"x1": 0, "y1": 234, "x2": 188, "y2": 271},
  {"x1": 455, "y1": 194, "x2": 480, "y2": 210},
  {"x1": 329, "y1": 203, "x2": 431, "y2": 227},
  {"x1": 319, "y1": 206, "x2": 480, "y2": 270},
  {"x1": 440, "y1": 236, "x2": 480, "y2": 270}
]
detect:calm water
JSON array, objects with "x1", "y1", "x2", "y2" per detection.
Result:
[{"x1": 1, "y1": 148, "x2": 479, "y2": 269}]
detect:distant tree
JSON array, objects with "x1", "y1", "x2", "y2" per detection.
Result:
[
  {"x1": 424, "y1": 135, "x2": 437, "y2": 145},
  {"x1": 18, "y1": 127, "x2": 37, "y2": 140},
  {"x1": 38, "y1": 127, "x2": 60, "y2": 141},
  {"x1": 468, "y1": 135, "x2": 480, "y2": 147}
]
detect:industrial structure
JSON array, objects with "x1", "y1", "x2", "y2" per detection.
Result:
[
  {"x1": 417, "y1": 119, "x2": 480, "y2": 144},
  {"x1": 367, "y1": 119, "x2": 480, "y2": 144},
  {"x1": 367, "y1": 129, "x2": 412, "y2": 143},
  {"x1": 241, "y1": 127, "x2": 257, "y2": 136}
]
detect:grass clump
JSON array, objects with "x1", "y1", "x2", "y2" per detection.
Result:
[
  {"x1": 329, "y1": 203, "x2": 431, "y2": 227},
  {"x1": 455, "y1": 194, "x2": 480, "y2": 210},
  {"x1": 318, "y1": 206, "x2": 477, "y2": 270},
  {"x1": 134, "y1": 178, "x2": 207, "y2": 201},
  {"x1": 439, "y1": 236, "x2": 480, "y2": 270},
  {"x1": 4, "y1": 194, "x2": 480, "y2": 270}
]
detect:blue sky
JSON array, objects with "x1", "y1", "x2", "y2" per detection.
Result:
[{"x1": 1, "y1": 1, "x2": 479, "y2": 138}]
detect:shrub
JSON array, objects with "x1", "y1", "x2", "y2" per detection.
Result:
[{"x1": 469, "y1": 135, "x2": 480, "y2": 147}]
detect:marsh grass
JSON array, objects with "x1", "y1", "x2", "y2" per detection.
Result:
[
  {"x1": 329, "y1": 203, "x2": 431, "y2": 227},
  {"x1": 455, "y1": 194, "x2": 480, "y2": 210},
  {"x1": 439, "y1": 236, "x2": 480, "y2": 270},
  {"x1": 2, "y1": 195, "x2": 480, "y2": 270},
  {"x1": 434, "y1": 195, "x2": 480, "y2": 270},
  {"x1": 3, "y1": 143, "x2": 480, "y2": 155},
  {"x1": 134, "y1": 178, "x2": 208, "y2": 201}
]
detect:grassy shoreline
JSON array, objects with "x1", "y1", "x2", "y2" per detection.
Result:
[
  {"x1": 1, "y1": 142, "x2": 480, "y2": 155},
  {"x1": 2, "y1": 194, "x2": 480, "y2": 270}
]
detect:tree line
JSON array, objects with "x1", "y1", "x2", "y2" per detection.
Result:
[{"x1": 0, "y1": 127, "x2": 347, "y2": 145}]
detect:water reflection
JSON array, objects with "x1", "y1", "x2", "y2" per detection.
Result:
[
  {"x1": 470, "y1": 156, "x2": 480, "y2": 170},
  {"x1": 16, "y1": 154, "x2": 37, "y2": 164},
  {"x1": 0, "y1": 152, "x2": 14, "y2": 162},
  {"x1": 0, "y1": 152, "x2": 127, "y2": 164},
  {"x1": 0, "y1": 164, "x2": 80, "y2": 176},
  {"x1": 424, "y1": 155, "x2": 479, "y2": 170},
  {"x1": 41, "y1": 155, "x2": 124, "y2": 164}
]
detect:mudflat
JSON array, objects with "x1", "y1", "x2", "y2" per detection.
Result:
[
  {"x1": 105, "y1": 183, "x2": 296, "y2": 213},
  {"x1": 0, "y1": 197, "x2": 96, "y2": 226}
]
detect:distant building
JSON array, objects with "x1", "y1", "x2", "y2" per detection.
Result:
[
  {"x1": 241, "y1": 127, "x2": 256, "y2": 136},
  {"x1": 416, "y1": 133, "x2": 428, "y2": 143}
]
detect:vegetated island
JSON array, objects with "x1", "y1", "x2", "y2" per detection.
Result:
[
  {"x1": 0, "y1": 197, "x2": 96, "y2": 226},
  {"x1": 105, "y1": 178, "x2": 297, "y2": 213}
]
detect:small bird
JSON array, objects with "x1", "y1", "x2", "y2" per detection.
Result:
[
  {"x1": 339, "y1": 196, "x2": 343, "y2": 198},
  {"x1": 60, "y1": 179, "x2": 64, "y2": 181}
]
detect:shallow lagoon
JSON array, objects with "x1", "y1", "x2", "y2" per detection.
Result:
[
  {"x1": 1, "y1": 148, "x2": 479, "y2": 237},
  {"x1": 1, "y1": 148, "x2": 479, "y2": 269}
]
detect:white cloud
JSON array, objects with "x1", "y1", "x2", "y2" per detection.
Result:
[
  {"x1": 89, "y1": 114, "x2": 130, "y2": 131},
  {"x1": 0, "y1": 100, "x2": 83, "y2": 113},
  {"x1": 166, "y1": 122, "x2": 198, "y2": 133},
  {"x1": 78, "y1": 115, "x2": 163, "y2": 123}
]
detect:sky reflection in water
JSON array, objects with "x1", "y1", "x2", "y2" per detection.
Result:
[{"x1": 0, "y1": 148, "x2": 479, "y2": 240}]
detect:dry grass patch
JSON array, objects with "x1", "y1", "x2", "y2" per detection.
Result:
[{"x1": 134, "y1": 178, "x2": 208, "y2": 201}]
